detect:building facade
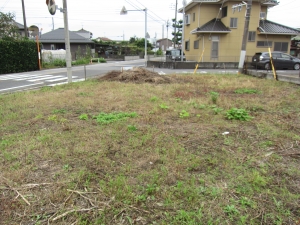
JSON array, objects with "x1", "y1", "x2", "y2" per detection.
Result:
[
  {"x1": 156, "y1": 38, "x2": 173, "y2": 51},
  {"x1": 179, "y1": 0, "x2": 299, "y2": 62}
]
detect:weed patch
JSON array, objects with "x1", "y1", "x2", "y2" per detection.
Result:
[{"x1": 93, "y1": 112, "x2": 137, "y2": 124}]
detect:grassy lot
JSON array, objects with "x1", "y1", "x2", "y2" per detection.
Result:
[{"x1": 0, "y1": 72, "x2": 299, "y2": 225}]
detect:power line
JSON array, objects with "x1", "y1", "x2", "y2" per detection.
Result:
[
  {"x1": 0, "y1": 0, "x2": 10, "y2": 11},
  {"x1": 125, "y1": 0, "x2": 165, "y2": 24},
  {"x1": 133, "y1": 0, "x2": 166, "y2": 22}
]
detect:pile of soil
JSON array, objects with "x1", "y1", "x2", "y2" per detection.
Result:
[{"x1": 98, "y1": 67, "x2": 174, "y2": 84}]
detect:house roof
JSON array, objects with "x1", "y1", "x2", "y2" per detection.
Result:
[
  {"x1": 14, "y1": 21, "x2": 24, "y2": 30},
  {"x1": 258, "y1": 20, "x2": 300, "y2": 35},
  {"x1": 77, "y1": 28, "x2": 90, "y2": 33},
  {"x1": 156, "y1": 38, "x2": 172, "y2": 42},
  {"x1": 39, "y1": 28, "x2": 94, "y2": 44},
  {"x1": 96, "y1": 37, "x2": 112, "y2": 42},
  {"x1": 191, "y1": 18, "x2": 231, "y2": 34},
  {"x1": 179, "y1": 0, "x2": 278, "y2": 12}
]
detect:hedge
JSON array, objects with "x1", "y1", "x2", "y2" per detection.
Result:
[{"x1": 0, "y1": 40, "x2": 39, "y2": 74}]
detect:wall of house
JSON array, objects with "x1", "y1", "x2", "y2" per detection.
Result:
[
  {"x1": 41, "y1": 43, "x2": 94, "y2": 60},
  {"x1": 183, "y1": 1, "x2": 291, "y2": 63},
  {"x1": 157, "y1": 39, "x2": 172, "y2": 51}
]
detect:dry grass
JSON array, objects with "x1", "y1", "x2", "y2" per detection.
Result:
[{"x1": 0, "y1": 69, "x2": 300, "y2": 225}]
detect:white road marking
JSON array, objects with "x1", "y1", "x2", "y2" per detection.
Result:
[
  {"x1": 28, "y1": 76, "x2": 63, "y2": 82},
  {"x1": 0, "y1": 74, "x2": 80, "y2": 83},
  {"x1": 15, "y1": 75, "x2": 55, "y2": 81}
]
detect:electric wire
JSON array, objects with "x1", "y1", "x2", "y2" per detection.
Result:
[
  {"x1": 208, "y1": 0, "x2": 226, "y2": 38},
  {"x1": 0, "y1": 0, "x2": 10, "y2": 11}
]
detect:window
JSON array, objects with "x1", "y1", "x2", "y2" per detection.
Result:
[
  {"x1": 211, "y1": 42, "x2": 219, "y2": 59},
  {"x1": 185, "y1": 14, "x2": 191, "y2": 25},
  {"x1": 260, "y1": 12, "x2": 266, "y2": 19},
  {"x1": 222, "y1": 6, "x2": 227, "y2": 18},
  {"x1": 230, "y1": 18, "x2": 238, "y2": 28},
  {"x1": 274, "y1": 42, "x2": 289, "y2": 52},
  {"x1": 193, "y1": 13, "x2": 195, "y2": 22},
  {"x1": 185, "y1": 40, "x2": 190, "y2": 51},
  {"x1": 257, "y1": 41, "x2": 272, "y2": 47},
  {"x1": 281, "y1": 53, "x2": 291, "y2": 59},
  {"x1": 51, "y1": 44, "x2": 55, "y2": 50},
  {"x1": 248, "y1": 31, "x2": 256, "y2": 42},
  {"x1": 211, "y1": 36, "x2": 219, "y2": 59},
  {"x1": 194, "y1": 40, "x2": 199, "y2": 49}
]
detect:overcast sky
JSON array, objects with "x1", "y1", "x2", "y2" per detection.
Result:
[{"x1": 1, "y1": 0, "x2": 299, "y2": 41}]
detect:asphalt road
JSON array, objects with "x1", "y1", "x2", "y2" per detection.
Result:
[{"x1": 0, "y1": 59, "x2": 299, "y2": 94}]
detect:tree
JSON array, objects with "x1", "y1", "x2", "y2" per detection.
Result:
[
  {"x1": 171, "y1": 18, "x2": 183, "y2": 46},
  {"x1": 0, "y1": 12, "x2": 22, "y2": 40},
  {"x1": 135, "y1": 38, "x2": 152, "y2": 49},
  {"x1": 128, "y1": 36, "x2": 152, "y2": 49},
  {"x1": 129, "y1": 36, "x2": 137, "y2": 44}
]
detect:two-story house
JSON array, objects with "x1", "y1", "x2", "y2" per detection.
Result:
[{"x1": 179, "y1": 0, "x2": 299, "y2": 62}]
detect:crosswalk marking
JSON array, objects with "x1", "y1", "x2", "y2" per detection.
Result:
[
  {"x1": 0, "y1": 74, "x2": 78, "y2": 83},
  {"x1": 28, "y1": 76, "x2": 63, "y2": 82},
  {"x1": 17, "y1": 75, "x2": 55, "y2": 81}
]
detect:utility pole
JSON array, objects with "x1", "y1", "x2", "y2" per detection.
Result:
[
  {"x1": 166, "y1": 20, "x2": 170, "y2": 50},
  {"x1": 52, "y1": 17, "x2": 54, "y2": 31},
  {"x1": 62, "y1": 0, "x2": 72, "y2": 83},
  {"x1": 174, "y1": 0, "x2": 178, "y2": 48},
  {"x1": 181, "y1": 0, "x2": 187, "y2": 61},
  {"x1": 236, "y1": 0, "x2": 252, "y2": 74},
  {"x1": 21, "y1": 0, "x2": 28, "y2": 38}
]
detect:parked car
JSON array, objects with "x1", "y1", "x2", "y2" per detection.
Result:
[
  {"x1": 251, "y1": 51, "x2": 300, "y2": 70},
  {"x1": 166, "y1": 49, "x2": 186, "y2": 62}
]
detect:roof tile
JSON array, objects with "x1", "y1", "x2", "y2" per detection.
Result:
[
  {"x1": 258, "y1": 20, "x2": 300, "y2": 35},
  {"x1": 192, "y1": 18, "x2": 231, "y2": 33}
]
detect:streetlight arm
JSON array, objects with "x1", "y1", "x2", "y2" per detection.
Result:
[{"x1": 120, "y1": 6, "x2": 146, "y2": 15}]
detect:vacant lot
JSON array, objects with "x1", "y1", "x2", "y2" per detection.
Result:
[{"x1": 1, "y1": 69, "x2": 299, "y2": 225}]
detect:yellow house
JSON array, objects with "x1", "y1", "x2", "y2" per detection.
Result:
[{"x1": 179, "y1": 0, "x2": 300, "y2": 63}]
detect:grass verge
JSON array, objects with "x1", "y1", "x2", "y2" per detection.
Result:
[{"x1": 0, "y1": 73, "x2": 299, "y2": 224}]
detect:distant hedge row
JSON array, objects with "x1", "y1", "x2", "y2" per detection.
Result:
[{"x1": 0, "y1": 40, "x2": 39, "y2": 74}]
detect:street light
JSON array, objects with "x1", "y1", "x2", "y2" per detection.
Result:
[{"x1": 120, "y1": 6, "x2": 147, "y2": 67}]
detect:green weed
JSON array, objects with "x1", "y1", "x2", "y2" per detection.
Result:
[
  {"x1": 226, "y1": 108, "x2": 253, "y2": 121},
  {"x1": 150, "y1": 96, "x2": 159, "y2": 102},
  {"x1": 52, "y1": 108, "x2": 67, "y2": 114},
  {"x1": 127, "y1": 125, "x2": 137, "y2": 132},
  {"x1": 159, "y1": 103, "x2": 169, "y2": 109},
  {"x1": 234, "y1": 88, "x2": 260, "y2": 94},
  {"x1": 79, "y1": 113, "x2": 89, "y2": 120},
  {"x1": 179, "y1": 110, "x2": 190, "y2": 118},
  {"x1": 209, "y1": 91, "x2": 219, "y2": 104},
  {"x1": 93, "y1": 112, "x2": 137, "y2": 124}
]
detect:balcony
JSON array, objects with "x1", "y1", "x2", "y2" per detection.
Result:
[{"x1": 261, "y1": 0, "x2": 279, "y2": 7}]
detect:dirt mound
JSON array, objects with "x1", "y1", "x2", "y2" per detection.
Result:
[{"x1": 98, "y1": 67, "x2": 173, "y2": 84}]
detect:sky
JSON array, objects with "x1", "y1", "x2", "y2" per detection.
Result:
[{"x1": 1, "y1": 0, "x2": 299, "y2": 42}]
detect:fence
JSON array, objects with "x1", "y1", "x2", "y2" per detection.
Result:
[
  {"x1": 41, "y1": 50, "x2": 66, "y2": 63},
  {"x1": 147, "y1": 55, "x2": 253, "y2": 69}
]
